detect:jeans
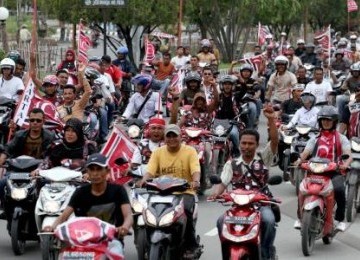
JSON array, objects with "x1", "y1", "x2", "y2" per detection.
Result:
[
  {"x1": 229, "y1": 125, "x2": 240, "y2": 157},
  {"x1": 217, "y1": 206, "x2": 276, "y2": 260},
  {"x1": 183, "y1": 194, "x2": 198, "y2": 250},
  {"x1": 106, "y1": 102, "x2": 116, "y2": 126},
  {"x1": 255, "y1": 99, "x2": 263, "y2": 119},
  {"x1": 0, "y1": 174, "x2": 9, "y2": 203},
  {"x1": 336, "y1": 94, "x2": 350, "y2": 123},
  {"x1": 247, "y1": 102, "x2": 257, "y2": 129},
  {"x1": 151, "y1": 78, "x2": 170, "y2": 97},
  {"x1": 89, "y1": 107, "x2": 108, "y2": 141}
]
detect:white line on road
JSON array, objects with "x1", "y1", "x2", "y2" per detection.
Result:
[{"x1": 204, "y1": 227, "x2": 218, "y2": 237}]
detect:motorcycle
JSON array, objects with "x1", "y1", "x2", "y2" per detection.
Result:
[
  {"x1": 297, "y1": 155, "x2": 348, "y2": 256},
  {"x1": 282, "y1": 125, "x2": 318, "y2": 195},
  {"x1": 35, "y1": 167, "x2": 83, "y2": 260},
  {"x1": 54, "y1": 217, "x2": 125, "y2": 259},
  {"x1": 346, "y1": 137, "x2": 360, "y2": 222},
  {"x1": 181, "y1": 127, "x2": 211, "y2": 194},
  {"x1": 209, "y1": 174, "x2": 282, "y2": 260},
  {"x1": 144, "y1": 176, "x2": 203, "y2": 260},
  {"x1": 2, "y1": 156, "x2": 42, "y2": 255},
  {"x1": 211, "y1": 115, "x2": 244, "y2": 175},
  {"x1": 0, "y1": 97, "x2": 16, "y2": 144}
]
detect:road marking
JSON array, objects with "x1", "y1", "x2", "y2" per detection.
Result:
[{"x1": 204, "y1": 227, "x2": 218, "y2": 236}]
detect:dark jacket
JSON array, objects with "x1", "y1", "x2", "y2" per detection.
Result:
[{"x1": 6, "y1": 129, "x2": 55, "y2": 159}]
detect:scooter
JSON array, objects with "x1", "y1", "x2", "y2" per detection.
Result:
[
  {"x1": 346, "y1": 137, "x2": 360, "y2": 222},
  {"x1": 209, "y1": 174, "x2": 282, "y2": 260},
  {"x1": 54, "y1": 217, "x2": 125, "y2": 259},
  {"x1": 297, "y1": 155, "x2": 347, "y2": 256},
  {"x1": 2, "y1": 156, "x2": 42, "y2": 255},
  {"x1": 35, "y1": 167, "x2": 83, "y2": 260},
  {"x1": 144, "y1": 176, "x2": 203, "y2": 260},
  {"x1": 181, "y1": 127, "x2": 211, "y2": 194}
]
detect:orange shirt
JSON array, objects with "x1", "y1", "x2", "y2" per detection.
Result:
[{"x1": 155, "y1": 62, "x2": 175, "y2": 80}]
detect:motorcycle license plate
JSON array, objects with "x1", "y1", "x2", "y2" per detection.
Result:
[
  {"x1": 8, "y1": 173, "x2": 31, "y2": 180},
  {"x1": 149, "y1": 195, "x2": 174, "y2": 203},
  {"x1": 213, "y1": 136, "x2": 227, "y2": 142},
  {"x1": 61, "y1": 250, "x2": 96, "y2": 259},
  {"x1": 225, "y1": 216, "x2": 252, "y2": 224}
]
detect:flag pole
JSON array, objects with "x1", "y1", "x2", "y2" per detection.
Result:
[
  {"x1": 328, "y1": 25, "x2": 331, "y2": 69},
  {"x1": 257, "y1": 22, "x2": 260, "y2": 45},
  {"x1": 348, "y1": 11, "x2": 350, "y2": 33}
]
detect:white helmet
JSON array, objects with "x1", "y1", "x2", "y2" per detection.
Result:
[
  {"x1": 201, "y1": 39, "x2": 211, "y2": 48},
  {"x1": 0, "y1": 58, "x2": 15, "y2": 70},
  {"x1": 274, "y1": 55, "x2": 289, "y2": 65}
]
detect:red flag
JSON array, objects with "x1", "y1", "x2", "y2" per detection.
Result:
[
  {"x1": 348, "y1": 0, "x2": 358, "y2": 12},
  {"x1": 143, "y1": 37, "x2": 155, "y2": 62},
  {"x1": 239, "y1": 53, "x2": 265, "y2": 72},
  {"x1": 343, "y1": 49, "x2": 353, "y2": 60},
  {"x1": 258, "y1": 22, "x2": 271, "y2": 46},
  {"x1": 101, "y1": 125, "x2": 137, "y2": 183},
  {"x1": 13, "y1": 78, "x2": 63, "y2": 128},
  {"x1": 314, "y1": 26, "x2": 331, "y2": 57},
  {"x1": 78, "y1": 22, "x2": 92, "y2": 63}
]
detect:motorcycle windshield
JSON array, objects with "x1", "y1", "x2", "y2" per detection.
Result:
[
  {"x1": 39, "y1": 167, "x2": 82, "y2": 182},
  {"x1": 147, "y1": 176, "x2": 188, "y2": 193},
  {"x1": 7, "y1": 156, "x2": 42, "y2": 172}
]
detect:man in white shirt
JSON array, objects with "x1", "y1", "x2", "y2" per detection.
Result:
[
  {"x1": 305, "y1": 67, "x2": 332, "y2": 105},
  {"x1": 171, "y1": 46, "x2": 190, "y2": 70},
  {"x1": 122, "y1": 74, "x2": 160, "y2": 123},
  {"x1": 0, "y1": 58, "x2": 25, "y2": 101}
]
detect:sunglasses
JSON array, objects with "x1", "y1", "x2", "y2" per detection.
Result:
[
  {"x1": 29, "y1": 118, "x2": 43, "y2": 123},
  {"x1": 203, "y1": 73, "x2": 212, "y2": 76},
  {"x1": 66, "y1": 54, "x2": 73, "y2": 56}
]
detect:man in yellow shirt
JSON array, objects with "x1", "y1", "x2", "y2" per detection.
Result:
[{"x1": 139, "y1": 124, "x2": 201, "y2": 255}]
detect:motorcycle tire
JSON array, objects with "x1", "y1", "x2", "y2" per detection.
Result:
[
  {"x1": 10, "y1": 217, "x2": 26, "y2": 255},
  {"x1": 282, "y1": 155, "x2": 290, "y2": 181},
  {"x1": 136, "y1": 228, "x2": 148, "y2": 260},
  {"x1": 149, "y1": 242, "x2": 166, "y2": 260},
  {"x1": 294, "y1": 168, "x2": 304, "y2": 196},
  {"x1": 41, "y1": 234, "x2": 58, "y2": 260},
  {"x1": 212, "y1": 149, "x2": 226, "y2": 175},
  {"x1": 346, "y1": 184, "x2": 360, "y2": 222},
  {"x1": 301, "y1": 208, "x2": 319, "y2": 256},
  {"x1": 322, "y1": 234, "x2": 333, "y2": 245}
]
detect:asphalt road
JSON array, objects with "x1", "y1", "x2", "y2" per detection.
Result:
[{"x1": 1, "y1": 114, "x2": 360, "y2": 260}]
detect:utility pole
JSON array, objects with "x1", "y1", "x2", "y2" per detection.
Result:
[{"x1": 177, "y1": 0, "x2": 183, "y2": 46}]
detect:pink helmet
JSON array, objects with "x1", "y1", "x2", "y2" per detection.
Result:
[{"x1": 43, "y1": 75, "x2": 58, "y2": 85}]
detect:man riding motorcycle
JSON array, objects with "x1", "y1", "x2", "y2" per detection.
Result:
[
  {"x1": 138, "y1": 124, "x2": 202, "y2": 257},
  {"x1": 179, "y1": 71, "x2": 203, "y2": 106},
  {"x1": 209, "y1": 104, "x2": 279, "y2": 260},
  {"x1": 293, "y1": 106, "x2": 352, "y2": 231},
  {"x1": 337, "y1": 62, "x2": 360, "y2": 134},
  {"x1": 280, "y1": 84, "x2": 304, "y2": 121},
  {"x1": 0, "y1": 58, "x2": 25, "y2": 101}
]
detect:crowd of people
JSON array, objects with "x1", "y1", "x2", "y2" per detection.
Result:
[{"x1": 0, "y1": 29, "x2": 360, "y2": 259}]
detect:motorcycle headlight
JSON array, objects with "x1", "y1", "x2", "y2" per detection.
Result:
[
  {"x1": 144, "y1": 209, "x2": 157, "y2": 226},
  {"x1": 222, "y1": 223, "x2": 259, "y2": 242},
  {"x1": 214, "y1": 125, "x2": 226, "y2": 136},
  {"x1": 11, "y1": 188, "x2": 28, "y2": 200},
  {"x1": 309, "y1": 162, "x2": 327, "y2": 173},
  {"x1": 185, "y1": 129, "x2": 202, "y2": 138},
  {"x1": 44, "y1": 201, "x2": 61, "y2": 213},
  {"x1": 296, "y1": 126, "x2": 311, "y2": 135},
  {"x1": 283, "y1": 135, "x2": 294, "y2": 144},
  {"x1": 230, "y1": 194, "x2": 255, "y2": 206},
  {"x1": 159, "y1": 211, "x2": 175, "y2": 226},
  {"x1": 128, "y1": 125, "x2": 141, "y2": 138},
  {"x1": 352, "y1": 140, "x2": 360, "y2": 152},
  {"x1": 132, "y1": 200, "x2": 144, "y2": 214}
]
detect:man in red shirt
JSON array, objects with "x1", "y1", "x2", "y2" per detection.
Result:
[
  {"x1": 153, "y1": 52, "x2": 175, "y2": 81},
  {"x1": 101, "y1": 55, "x2": 122, "y2": 89}
]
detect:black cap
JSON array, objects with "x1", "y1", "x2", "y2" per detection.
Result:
[{"x1": 85, "y1": 153, "x2": 108, "y2": 168}]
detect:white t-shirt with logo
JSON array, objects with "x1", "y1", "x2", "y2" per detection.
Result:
[
  {"x1": 0, "y1": 76, "x2": 25, "y2": 101},
  {"x1": 171, "y1": 55, "x2": 190, "y2": 70},
  {"x1": 305, "y1": 80, "x2": 333, "y2": 103}
]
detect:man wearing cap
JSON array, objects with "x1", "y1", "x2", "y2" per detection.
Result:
[
  {"x1": 43, "y1": 153, "x2": 133, "y2": 241},
  {"x1": 295, "y1": 39, "x2": 306, "y2": 57},
  {"x1": 281, "y1": 84, "x2": 304, "y2": 120},
  {"x1": 131, "y1": 117, "x2": 165, "y2": 172},
  {"x1": 139, "y1": 124, "x2": 201, "y2": 255}
]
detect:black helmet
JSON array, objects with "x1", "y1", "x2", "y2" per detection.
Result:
[
  {"x1": 317, "y1": 105, "x2": 338, "y2": 129},
  {"x1": 219, "y1": 75, "x2": 236, "y2": 91},
  {"x1": 7, "y1": 50, "x2": 21, "y2": 63},
  {"x1": 300, "y1": 92, "x2": 316, "y2": 110},
  {"x1": 84, "y1": 67, "x2": 101, "y2": 80},
  {"x1": 185, "y1": 72, "x2": 201, "y2": 85},
  {"x1": 240, "y1": 64, "x2": 254, "y2": 73}
]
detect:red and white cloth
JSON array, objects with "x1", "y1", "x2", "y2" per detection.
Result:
[
  {"x1": 239, "y1": 53, "x2": 265, "y2": 72},
  {"x1": 78, "y1": 22, "x2": 92, "y2": 63},
  {"x1": 348, "y1": 0, "x2": 358, "y2": 12},
  {"x1": 258, "y1": 22, "x2": 272, "y2": 46},
  {"x1": 143, "y1": 37, "x2": 155, "y2": 63},
  {"x1": 314, "y1": 26, "x2": 331, "y2": 57}
]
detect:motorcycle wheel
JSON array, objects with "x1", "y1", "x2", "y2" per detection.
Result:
[
  {"x1": 41, "y1": 234, "x2": 58, "y2": 260},
  {"x1": 149, "y1": 242, "x2": 166, "y2": 260},
  {"x1": 346, "y1": 184, "x2": 360, "y2": 222},
  {"x1": 322, "y1": 234, "x2": 333, "y2": 245},
  {"x1": 212, "y1": 149, "x2": 225, "y2": 175},
  {"x1": 282, "y1": 155, "x2": 290, "y2": 181},
  {"x1": 10, "y1": 217, "x2": 25, "y2": 255},
  {"x1": 301, "y1": 208, "x2": 319, "y2": 256},
  {"x1": 136, "y1": 228, "x2": 148, "y2": 260}
]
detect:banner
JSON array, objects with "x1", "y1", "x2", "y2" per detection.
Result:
[
  {"x1": 101, "y1": 125, "x2": 137, "y2": 182},
  {"x1": 257, "y1": 22, "x2": 271, "y2": 46},
  {"x1": 314, "y1": 26, "x2": 331, "y2": 57},
  {"x1": 13, "y1": 78, "x2": 62, "y2": 128},
  {"x1": 78, "y1": 21, "x2": 92, "y2": 63},
  {"x1": 348, "y1": 0, "x2": 358, "y2": 12},
  {"x1": 143, "y1": 36, "x2": 155, "y2": 63}
]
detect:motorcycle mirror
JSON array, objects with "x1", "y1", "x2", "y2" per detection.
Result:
[
  {"x1": 209, "y1": 174, "x2": 222, "y2": 185},
  {"x1": 114, "y1": 157, "x2": 128, "y2": 166},
  {"x1": 340, "y1": 154, "x2": 350, "y2": 161},
  {"x1": 267, "y1": 175, "x2": 282, "y2": 185},
  {"x1": 290, "y1": 152, "x2": 300, "y2": 163}
]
